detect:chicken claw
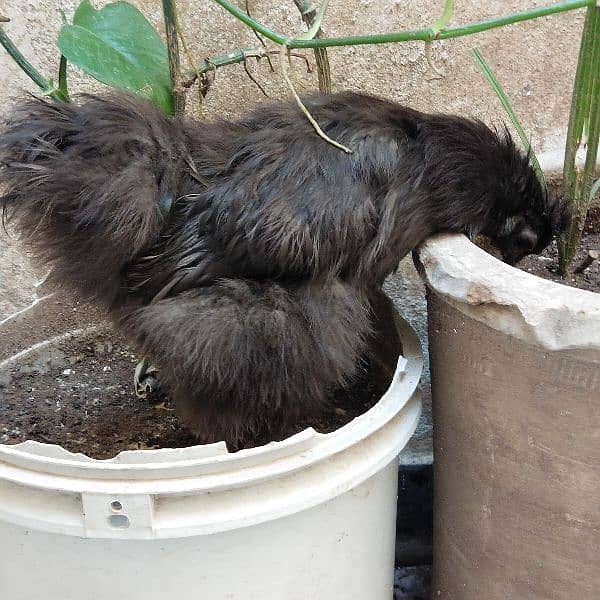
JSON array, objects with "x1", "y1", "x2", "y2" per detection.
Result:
[{"x1": 134, "y1": 357, "x2": 160, "y2": 398}]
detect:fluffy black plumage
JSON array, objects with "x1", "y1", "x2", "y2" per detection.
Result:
[{"x1": 0, "y1": 91, "x2": 569, "y2": 444}]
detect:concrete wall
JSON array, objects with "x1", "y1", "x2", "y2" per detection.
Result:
[{"x1": 0, "y1": 0, "x2": 586, "y2": 155}]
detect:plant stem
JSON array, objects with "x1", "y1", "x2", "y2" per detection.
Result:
[
  {"x1": 189, "y1": 47, "x2": 308, "y2": 78},
  {"x1": 278, "y1": 46, "x2": 350, "y2": 152},
  {"x1": 162, "y1": 0, "x2": 185, "y2": 117},
  {"x1": 0, "y1": 25, "x2": 66, "y2": 101},
  {"x1": 436, "y1": 0, "x2": 593, "y2": 41},
  {"x1": 211, "y1": 0, "x2": 594, "y2": 48},
  {"x1": 58, "y1": 55, "x2": 70, "y2": 101},
  {"x1": 293, "y1": 0, "x2": 331, "y2": 93},
  {"x1": 558, "y1": 5, "x2": 600, "y2": 274}
]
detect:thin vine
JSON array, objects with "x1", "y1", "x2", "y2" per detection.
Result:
[{"x1": 210, "y1": 0, "x2": 595, "y2": 49}]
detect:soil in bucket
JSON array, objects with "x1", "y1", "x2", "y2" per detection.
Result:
[{"x1": 0, "y1": 293, "x2": 401, "y2": 459}]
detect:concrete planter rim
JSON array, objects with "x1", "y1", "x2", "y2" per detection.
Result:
[{"x1": 414, "y1": 233, "x2": 600, "y2": 353}]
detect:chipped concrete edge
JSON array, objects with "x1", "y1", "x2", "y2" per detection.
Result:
[{"x1": 414, "y1": 234, "x2": 600, "y2": 353}]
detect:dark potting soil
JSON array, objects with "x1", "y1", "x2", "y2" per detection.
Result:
[
  {"x1": 0, "y1": 327, "x2": 390, "y2": 459},
  {"x1": 516, "y1": 205, "x2": 599, "y2": 292}
]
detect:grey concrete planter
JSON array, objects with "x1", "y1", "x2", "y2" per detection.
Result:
[{"x1": 415, "y1": 234, "x2": 600, "y2": 600}]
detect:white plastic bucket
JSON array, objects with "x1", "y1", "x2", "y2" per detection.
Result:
[{"x1": 0, "y1": 313, "x2": 422, "y2": 600}]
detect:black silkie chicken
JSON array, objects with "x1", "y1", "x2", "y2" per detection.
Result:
[{"x1": 0, "y1": 92, "x2": 568, "y2": 444}]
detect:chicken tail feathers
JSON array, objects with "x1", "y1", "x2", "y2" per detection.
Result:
[{"x1": 0, "y1": 93, "x2": 183, "y2": 306}]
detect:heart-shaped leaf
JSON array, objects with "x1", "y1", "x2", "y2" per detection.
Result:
[{"x1": 57, "y1": 0, "x2": 173, "y2": 114}]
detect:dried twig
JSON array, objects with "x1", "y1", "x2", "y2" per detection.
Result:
[
  {"x1": 185, "y1": 47, "x2": 311, "y2": 100},
  {"x1": 424, "y1": 41, "x2": 444, "y2": 79},
  {"x1": 287, "y1": 51, "x2": 312, "y2": 72},
  {"x1": 245, "y1": 0, "x2": 275, "y2": 72},
  {"x1": 573, "y1": 249, "x2": 599, "y2": 273},
  {"x1": 243, "y1": 57, "x2": 269, "y2": 96},
  {"x1": 171, "y1": 6, "x2": 206, "y2": 111},
  {"x1": 189, "y1": 47, "x2": 311, "y2": 79},
  {"x1": 279, "y1": 45, "x2": 351, "y2": 153}
]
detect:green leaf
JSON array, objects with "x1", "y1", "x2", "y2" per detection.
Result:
[
  {"x1": 471, "y1": 48, "x2": 546, "y2": 189},
  {"x1": 57, "y1": 0, "x2": 173, "y2": 114}
]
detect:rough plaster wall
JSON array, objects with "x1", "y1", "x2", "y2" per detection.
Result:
[{"x1": 0, "y1": 0, "x2": 585, "y2": 148}]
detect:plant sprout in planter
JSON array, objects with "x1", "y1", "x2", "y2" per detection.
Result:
[{"x1": 559, "y1": 4, "x2": 600, "y2": 274}]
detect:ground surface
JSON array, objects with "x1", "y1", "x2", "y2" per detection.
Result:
[
  {"x1": 384, "y1": 260, "x2": 432, "y2": 466},
  {"x1": 394, "y1": 566, "x2": 431, "y2": 600}
]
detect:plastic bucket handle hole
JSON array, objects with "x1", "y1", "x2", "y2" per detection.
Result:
[{"x1": 107, "y1": 514, "x2": 130, "y2": 529}]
